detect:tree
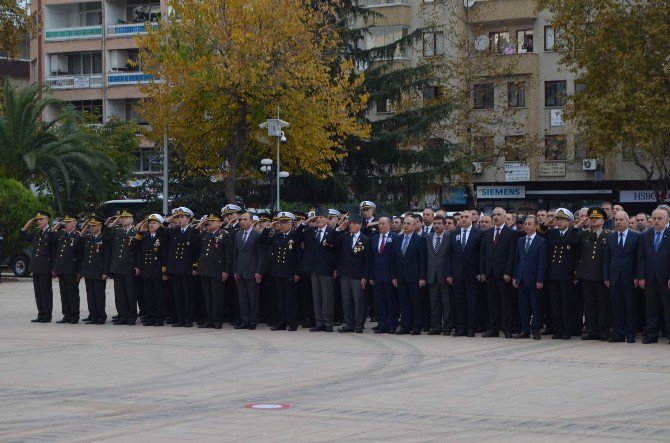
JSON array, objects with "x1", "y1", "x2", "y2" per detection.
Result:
[
  {"x1": 0, "y1": 80, "x2": 116, "y2": 212},
  {"x1": 539, "y1": 0, "x2": 670, "y2": 202},
  {"x1": 0, "y1": 0, "x2": 28, "y2": 58},
  {"x1": 136, "y1": 0, "x2": 370, "y2": 203},
  {"x1": 0, "y1": 178, "x2": 45, "y2": 260}
]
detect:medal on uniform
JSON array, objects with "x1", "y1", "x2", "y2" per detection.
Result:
[{"x1": 288, "y1": 240, "x2": 294, "y2": 250}]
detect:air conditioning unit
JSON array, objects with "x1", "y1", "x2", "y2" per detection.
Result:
[
  {"x1": 472, "y1": 162, "x2": 483, "y2": 174},
  {"x1": 582, "y1": 159, "x2": 597, "y2": 171},
  {"x1": 110, "y1": 50, "x2": 129, "y2": 71}
]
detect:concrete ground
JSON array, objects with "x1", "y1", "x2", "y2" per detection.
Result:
[{"x1": 1, "y1": 276, "x2": 670, "y2": 442}]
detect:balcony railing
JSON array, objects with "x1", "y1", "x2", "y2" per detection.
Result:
[
  {"x1": 107, "y1": 22, "x2": 159, "y2": 37},
  {"x1": 45, "y1": 74, "x2": 103, "y2": 89},
  {"x1": 107, "y1": 72, "x2": 155, "y2": 85},
  {"x1": 45, "y1": 26, "x2": 102, "y2": 41}
]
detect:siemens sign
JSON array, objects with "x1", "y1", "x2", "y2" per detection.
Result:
[{"x1": 477, "y1": 186, "x2": 526, "y2": 199}]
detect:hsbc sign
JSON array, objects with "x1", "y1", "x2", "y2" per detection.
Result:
[{"x1": 619, "y1": 190, "x2": 669, "y2": 203}]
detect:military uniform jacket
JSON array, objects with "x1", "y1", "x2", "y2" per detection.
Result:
[
  {"x1": 79, "y1": 232, "x2": 109, "y2": 279},
  {"x1": 543, "y1": 227, "x2": 580, "y2": 281},
  {"x1": 259, "y1": 228, "x2": 300, "y2": 279},
  {"x1": 164, "y1": 226, "x2": 199, "y2": 276},
  {"x1": 576, "y1": 229, "x2": 608, "y2": 281},
  {"x1": 136, "y1": 230, "x2": 166, "y2": 279},
  {"x1": 333, "y1": 230, "x2": 371, "y2": 280},
  {"x1": 362, "y1": 217, "x2": 379, "y2": 238},
  {"x1": 20, "y1": 227, "x2": 55, "y2": 274},
  {"x1": 105, "y1": 226, "x2": 139, "y2": 275},
  {"x1": 196, "y1": 228, "x2": 232, "y2": 278},
  {"x1": 53, "y1": 229, "x2": 82, "y2": 275}
]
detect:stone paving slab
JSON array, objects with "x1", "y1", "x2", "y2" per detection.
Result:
[{"x1": 1, "y1": 278, "x2": 669, "y2": 442}]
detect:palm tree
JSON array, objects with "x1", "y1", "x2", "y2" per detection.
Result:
[{"x1": 0, "y1": 79, "x2": 115, "y2": 211}]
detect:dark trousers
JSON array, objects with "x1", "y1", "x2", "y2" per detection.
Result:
[
  {"x1": 237, "y1": 277, "x2": 259, "y2": 325},
  {"x1": 485, "y1": 274, "x2": 515, "y2": 333},
  {"x1": 58, "y1": 274, "x2": 80, "y2": 319},
  {"x1": 135, "y1": 275, "x2": 145, "y2": 316},
  {"x1": 373, "y1": 281, "x2": 397, "y2": 332},
  {"x1": 421, "y1": 286, "x2": 431, "y2": 329},
  {"x1": 275, "y1": 277, "x2": 298, "y2": 327},
  {"x1": 582, "y1": 279, "x2": 611, "y2": 338},
  {"x1": 340, "y1": 276, "x2": 365, "y2": 329},
  {"x1": 113, "y1": 274, "x2": 137, "y2": 322},
  {"x1": 572, "y1": 279, "x2": 584, "y2": 334},
  {"x1": 172, "y1": 274, "x2": 194, "y2": 325},
  {"x1": 193, "y1": 276, "x2": 205, "y2": 323},
  {"x1": 428, "y1": 280, "x2": 451, "y2": 331},
  {"x1": 519, "y1": 283, "x2": 542, "y2": 333},
  {"x1": 644, "y1": 281, "x2": 670, "y2": 338},
  {"x1": 143, "y1": 277, "x2": 164, "y2": 323},
  {"x1": 33, "y1": 273, "x2": 53, "y2": 320},
  {"x1": 333, "y1": 276, "x2": 343, "y2": 324},
  {"x1": 311, "y1": 273, "x2": 334, "y2": 328},
  {"x1": 201, "y1": 276, "x2": 224, "y2": 326},
  {"x1": 610, "y1": 281, "x2": 636, "y2": 340},
  {"x1": 164, "y1": 278, "x2": 176, "y2": 322},
  {"x1": 547, "y1": 279, "x2": 574, "y2": 337},
  {"x1": 259, "y1": 274, "x2": 276, "y2": 324},
  {"x1": 453, "y1": 275, "x2": 478, "y2": 333},
  {"x1": 397, "y1": 278, "x2": 421, "y2": 333},
  {"x1": 84, "y1": 278, "x2": 106, "y2": 322},
  {"x1": 299, "y1": 273, "x2": 315, "y2": 326},
  {"x1": 224, "y1": 278, "x2": 240, "y2": 322}
]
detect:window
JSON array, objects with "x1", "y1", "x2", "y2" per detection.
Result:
[
  {"x1": 78, "y1": 2, "x2": 102, "y2": 26},
  {"x1": 375, "y1": 97, "x2": 393, "y2": 113},
  {"x1": 545, "y1": 80, "x2": 567, "y2": 107},
  {"x1": 67, "y1": 100, "x2": 103, "y2": 123},
  {"x1": 574, "y1": 81, "x2": 586, "y2": 95},
  {"x1": 544, "y1": 26, "x2": 555, "y2": 51},
  {"x1": 507, "y1": 81, "x2": 526, "y2": 108},
  {"x1": 135, "y1": 149, "x2": 160, "y2": 173},
  {"x1": 473, "y1": 83, "x2": 494, "y2": 110},
  {"x1": 545, "y1": 135, "x2": 567, "y2": 160},
  {"x1": 504, "y1": 135, "x2": 525, "y2": 161},
  {"x1": 423, "y1": 85, "x2": 441, "y2": 100},
  {"x1": 574, "y1": 136, "x2": 588, "y2": 161},
  {"x1": 125, "y1": 99, "x2": 148, "y2": 125},
  {"x1": 30, "y1": 59, "x2": 37, "y2": 84},
  {"x1": 516, "y1": 29, "x2": 533, "y2": 53},
  {"x1": 474, "y1": 137, "x2": 495, "y2": 161},
  {"x1": 362, "y1": 26, "x2": 409, "y2": 59},
  {"x1": 489, "y1": 31, "x2": 513, "y2": 54},
  {"x1": 423, "y1": 31, "x2": 445, "y2": 57},
  {"x1": 127, "y1": 0, "x2": 161, "y2": 23}
]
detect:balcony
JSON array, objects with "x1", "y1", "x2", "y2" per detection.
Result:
[
  {"x1": 45, "y1": 25, "x2": 102, "y2": 41},
  {"x1": 107, "y1": 72, "x2": 155, "y2": 85},
  {"x1": 354, "y1": 1, "x2": 410, "y2": 27},
  {"x1": 45, "y1": 74, "x2": 103, "y2": 89},
  {"x1": 466, "y1": 0, "x2": 537, "y2": 24},
  {"x1": 107, "y1": 22, "x2": 159, "y2": 37}
]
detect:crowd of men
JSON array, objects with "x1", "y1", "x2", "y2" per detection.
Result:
[{"x1": 18, "y1": 200, "x2": 670, "y2": 345}]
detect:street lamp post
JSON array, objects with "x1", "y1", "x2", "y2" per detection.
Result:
[
  {"x1": 259, "y1": 108, "x2": 289, "y2": 211},
  {"x1": 259, "y1": 158, "x2": 290, "y2": 210}
]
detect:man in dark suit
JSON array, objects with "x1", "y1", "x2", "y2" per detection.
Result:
[
  {"x1": 79, "y1": 213, "x2": 109, "y2": 325},
  {"x1": 333, "y1": 214, "x2": 371, "y2": 333},
  {"x1": 52, "y1": 212, "x2": 82, "y2": 324},
  {"x1": 233, "y1": 211, "x2": 265, "y2": 330},
  {"x1": 637, "y1": 208, "x2": 670, "y2": 344},
  {"x1": 369, "y1": 216, "x2": 397, "y2": 334},
  {"x1": 479, "y1": 207, "x2": 517, "y2": 338},
  {"x1": 425, "y1": 215, "x2": 451, "y2": 335},
  {"x1": 604, "y1": 211, "x2": 642, "y2": 343},
  {"x1": 135, "y1": 213, "x2": 167, "y2": 326},
  {"x1": 392, "y1": 214, "x2": 427, "y2": 335},
  {"x1": 20, "y1": 210, "x2": 55, "y2": 323},
  {"x1": 512, "y1": 215, "x2": 547, "y2": 340},
  {"x1": 164, "y1": 207, "x2": 200, "y2": 327},
  {"x1": 446, "y1": 210, "x2": 484, "y2": 337},
  {"x1": 105, "y1": 209, "x2": 140, "y2": 325}
]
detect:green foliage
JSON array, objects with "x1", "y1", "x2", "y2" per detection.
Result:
[
  {"x1": 0, "y1": 0, "x2": 28, "y2": 58},
  {"x1": 0, "y1": 178, "x2": 46, "y2": 259}
]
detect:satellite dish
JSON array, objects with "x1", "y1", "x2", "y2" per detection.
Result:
[
  {"x1": 464, "y1": 0, "x2": 476, "y2": 8},
  {"x1": 475, "y1": 35, "x2": 489, "y2": 51}
]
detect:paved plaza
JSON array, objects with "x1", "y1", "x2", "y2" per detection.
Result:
[{"x1": 1, "y1": 276, "x2": 670, "y2": 442}]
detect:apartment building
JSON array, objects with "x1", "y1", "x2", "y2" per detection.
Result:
[
  {"x1": 0, "y1": 36, "x2": 31, "y2": 87},
  {"x1": 358, "y1": 0, "x2": 656, "y2": 213},
  {"x1": 29, "y1": 0, "x2": 163, "y2": 174}
]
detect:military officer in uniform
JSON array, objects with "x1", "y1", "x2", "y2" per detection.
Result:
[
  {"x1": 222, "y1": 204, "x2": 242, "y2": 325},
  {"x1": 361, "y1": 201, "x2": 379, "y2": 238},
  {"x1": 21, "y1": 211, "x2": 56, "y2": 323},
  {"x1": 105, "y1": 209, "x2": 140, "y2": 325},
  {"x1": 79, "y1": 213, "x2": 109, "y2": 324},
  {"x1": 259, "y1": 211, "x2": 302, "y2": 331},
  {"x1": 135, "y1": 214, "x2": 167, "y2": 326},
  {"x1": 542, "y1": 208, "x2": 580, "y2": 340},
  {"x1": 164, "y1": 207, "x2": 199, "y2": 327},
  {"x1": 52, "y1": 212, "x2": 82, "y2": 324},
  {"x1": 576, "y1": 207, "x2": 611, "y2": 340},
  {"x1": 195, "y1": 213, "x2": 232, "y2": 329}
]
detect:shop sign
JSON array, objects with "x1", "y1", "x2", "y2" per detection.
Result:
[
  {"x1": 504, "y1": 162, "x2": 530, "y2": 182},
  {"x1": 538, "y1": 162, "x2": 566, "y2": 177},
  {"x1": 477, "y1": 186, "x2": 526, "y2": 199}
]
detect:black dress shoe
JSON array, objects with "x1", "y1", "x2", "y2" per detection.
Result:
[
  {"x1": 172, "y1": 322, "x2": 185, "y2": 327},
  {"x1": 112, "y1": 315, "x2": 119, "y2": 321},
  {"x1": 41, "y1": 318, "x2": 52, "y2": 323},
  {"x1": 85, "y1": 319, "x2": 98, "y2": 324},
  {"x1": 143, "y1": 321, "x2": 155, "y2": 326},
  {"x1": 374, "y1": 329, "x2": 389, "y2": 334},
  {"x1": 532, "y1": 332, "x2": 541, "y2": 340},
  {"x1": 288, "y1": 326, "x2": 298, "y2": 331},
  {"x1": 443, "y1": 330, "x2": 452, "y2": 336},
  {"x1": 609, "y1": 336, "x2": 625, "y2": 343},
  {"x1": 234, "y1": 323, "x2": 249, "y2": 330},
  {"x1": 504, "y1": 332, "x2": 513, "y2": 339},
  {"x1": 410, "y1": 330, "x2": 422, "y2": 336},
  {"x1": 482, "y1": 331, "x2": 499, "y2": 338},
  {"x1": 422, "y1": 326, "x2": 430, "y2": 332},
  {"x1": 309, "y1": 325, "x2": 326, "y2": 332},
  {"x1": 197, "y1": 323, "x2": 211, "y2": 329},
  {"x1": 271, "y1": 325, "x2": 287, "y2": 331},
  {"x1": 69, "y1": 318, "x2": 79, "y2": 324},
  {"x1": 325, "y1": 326, "x2": 333, "y2": 332},
  {"x1": 184, "y1": 323, "x2": 193, "y2": 328},
  {"x1": 452, "y1": 330, "x2": 466, "y2": 337},
  {"x1": 642, "y1": 336, "x2": 658, "y2": 344},
  {"x1": 467, "y1": 330, "x2": 475, "y2": 337},
  {"x1": 56, "y1": 317, "x2": 70, "y2": 324},
  {"x1": 513, "y1": 332, "x2": 530, "y2": 339},
  {"x1": 338, "y1": 327, "x2": 354, "y2": 333},
  {"x1": 428, "y1": 329, "x2": 441, "y2": 335},
  {"x1": 212, "y1": 323, "x2": 222, "y2": 329},
  {"x1": 562, "y1": 335, "x2": 571, "y2": 340},
  {"x1": 551, "y1": 334, "x2": 562, "y2": 340},
  {"x1": 231, "y1": 320, "x2": 241, "y2": 326},
  {"x1": 113, "y1": 320, "x2": 127, "y2": 325},
  {"x1": 31, "y1": 317, "x2": 42, "y2": 323},
  {"x1": 395, "y1": 329, "x2": 409, "y2": 335},
  {"x1": 626, "y1": 337, "x2": 635, "y2": 343},
  {"x1": 127, "y1": 320, "x2": 136, "y2": 325},
  {"x1": 355, "y1": 328, "x2": 363, "y2": 333},
  {"x1": 153, "y1": 321, "x2": 164, "y2": 326},
  {"x1": 582, "y1": 334, "x2": 599, "y2": 340}
]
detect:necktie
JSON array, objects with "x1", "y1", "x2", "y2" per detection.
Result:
[
  {"x1": 379, "y1": 234, "x2": 386, "y2": 254},
  {"x1": 401, "y1": 235, "x2": 410, "y2": 256},
  {"x1": 494, "y1": 227, "x2": 500, "y2": 244},
  {"x1": 351, "y1": 233, "x2": 355, "y2": 249},
  {"x1": 462, "y1": 229, "x2": 468, "y2": 247},
  {"x1": 654, "y1": 231, "x2": 662, "y2": 252},
  {"x1": 317, "y1": 229, "x2": 323, "y2": 243},
  {"x1": 618, "y1": 233, "x2": 623, "y2": 248},
  {"x1": 242, "y1": 231, "x2": 248, "y2": 244},
  {"x1": 525, "y1": 236, "x2": 532, "y2": 252},
  {"x1": 435, "y1": 235, "x2": 442, "y2": 253}
]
